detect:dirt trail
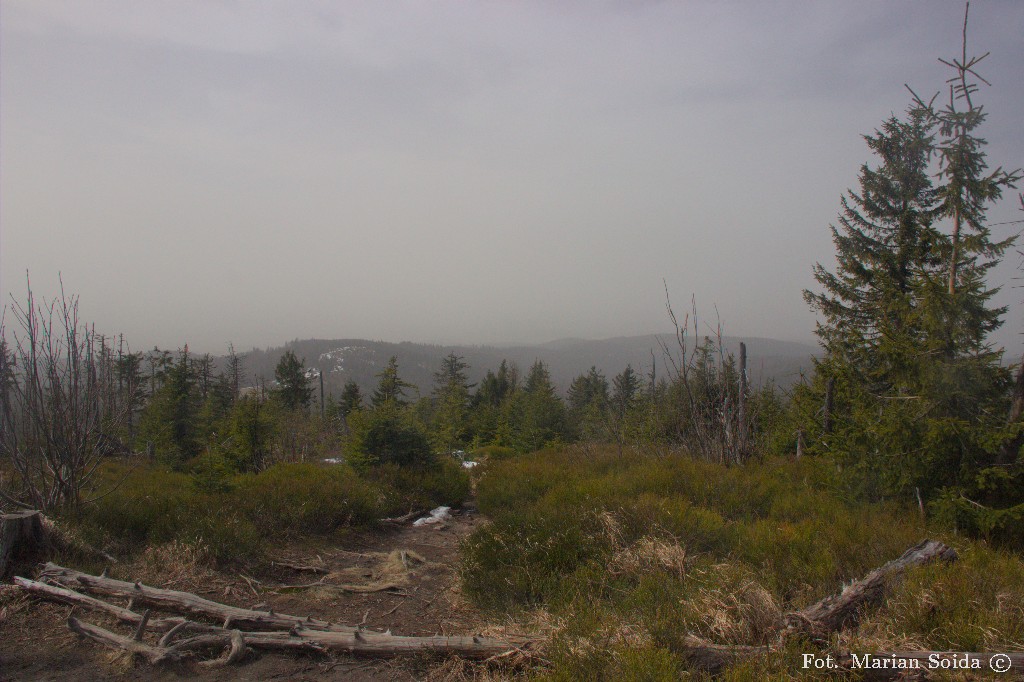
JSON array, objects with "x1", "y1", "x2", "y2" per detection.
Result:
[{"x1": 0, "y1": 507, "x2": 499, "y2": 681}]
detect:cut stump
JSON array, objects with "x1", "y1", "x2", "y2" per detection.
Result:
[{"x1": 0, "y1": 511, "x2": 44, "y2": 577}]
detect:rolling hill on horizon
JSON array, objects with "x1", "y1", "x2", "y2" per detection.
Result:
[{"x1": 227, "y1": 333, "x2": 818, "y2": 402}]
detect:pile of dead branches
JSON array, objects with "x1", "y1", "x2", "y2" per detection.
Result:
[{"x1": 13, "y1": 562, "x2": 538, "y2": 667}]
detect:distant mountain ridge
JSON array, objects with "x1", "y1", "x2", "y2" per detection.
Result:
[{"x1": 226, "y1": 334, "x2": 818, "y2": 401}]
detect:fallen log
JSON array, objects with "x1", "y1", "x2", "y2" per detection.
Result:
[
  {"x1": 23, "y1": 566, "x2": 539, "y2": 664},
  {"x1": 67, "y1": 613, "x2": 535, "y2": 661},
  {"x1": 676, "y1": 540, "x2": 959, "y2": 674},
  {"x1": 40, "y1": 562, "x2": 352, "y2": 633},
  {"x1": 68, "y1": 615, "x2": 181, "y2": 665},
  {"x1": 68, "y1": 615, "x2": 252, "y2": 667},
  {"x1": 786, "y1": 539, "x2": 957, "y2": 639},
  {"x1": 14, "y1": 576, "x2": 183, "y2": 633},
  {"x1": 679, "y1": 636, "x2": 769, "y2": 675}
]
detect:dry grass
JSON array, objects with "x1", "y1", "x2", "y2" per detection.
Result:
[
  {"x1": 277, "y1": 548, "x2": 434, "y2": 600},
  {"x1": 687, "y1": 567, "x2": 783, "y2": 646},
  {"x1": 609, "y1": 537, "x2": 688, "y2": 581},
  {"x1": 602, "y1": 509, "x2": 689, "y2": 580},
  {"x1": 117, "y1": 539, "x2": 219, "y2": 592}
]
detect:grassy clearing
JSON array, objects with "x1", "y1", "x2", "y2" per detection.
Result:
[{"x1": 460, "y1": 446, "x2": 1024, "y2": 679}]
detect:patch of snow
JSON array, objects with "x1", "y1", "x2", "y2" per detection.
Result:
[
  {"x1": 322, "y1": 457, "x2": 344, "y2": 465},
  {"x1": 412, "y1": 506, "x2": 451, "y2": 526},
  {"x1": 462, "y1": 461, "x2": 479, "y2": 469}
]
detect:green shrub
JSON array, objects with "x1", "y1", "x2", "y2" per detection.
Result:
[
  {"x1": 79, "y1": 459, "x2": 398, "y2": 563},
  {"x1": 346, "y1": 408, "x2": 434, "y2": 468},
  {"x1": 367, "y1": 459, "x2": 470, "y2": 516},
  {"x1": 461, "y1": 509, "x2": 611, "y2": 612},
  {"x1": 184, "y1": 506, "x2": 262, "y2": 564},
  {"x1": 235, "y1": 462, "x2": 383, "y2": 536},
  {"x1": 84, "y1": 465, "x2": 198, "y2": 548}
]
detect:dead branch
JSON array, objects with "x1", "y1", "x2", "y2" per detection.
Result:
[
  {"x1": 68, "y1": 615, "x2": 180, "y2": 665},
  {"x1": 668, "y1": 539, "x2": 959, "y2": 673},
  {"x1": 40, "y1": 562, "x2": 351, "y2": 633},
  {"x1": 270, "y1": 559, "x2": 329, "y2": 574},
  {"x1": 276, "y1": 579, "x2": 405, "y2": 594},
  {"x1": 14, "y1": 576, "x2": 187, "y2": 632},
  {"x1": 785, "y1": 539, "x2": 957, "y2": 639},
  {"x1": 379, "y1": 509, "x2": 428, "y2": 525}
]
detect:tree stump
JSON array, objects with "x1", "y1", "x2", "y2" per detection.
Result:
[{"x1": 0, "y1": 511, "x2": 44, "y2": 577}]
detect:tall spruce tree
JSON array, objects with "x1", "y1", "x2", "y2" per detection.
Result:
[
  {"x1": 371, "y1": 356, "x2": 414, "y2": 408},
  {"x1": 516, "y1": 360, "x2": 566, "y2": 452},
  {"x1": 611, "y1": 365, "x2": 642, "y2": 418},
  {"x1": 804, "y1": 107, "x2": 940, "y2": 387},
  {"x1": 272, "y1": 350, "x2": 313, "y2": 411},
  {"x1": 567, "y1": 366, "x2": 609, "y2": 441},
  {"x1": 138, "y1": 346, "x2": 200, "y2": 465},
  {"x1": 801, "y1": 22, "x2": 1020, "y2": 502},
  {"x1": 339, "y1": 379, "x2": 363, "y2": 417},
  {"x1": 431, "y1": 353, "x2": 473, "y2": 452}
]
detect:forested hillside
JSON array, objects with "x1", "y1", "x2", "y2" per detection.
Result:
[{"x1": 227, "y1": 333, "x2": 816, "y2": 400}]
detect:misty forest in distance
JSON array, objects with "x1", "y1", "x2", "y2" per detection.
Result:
[
  {"x1": 3, "y1": 2, "x2": 1024, "y2": 680},
  {"x1": 235, "y1": 332, "x2": 817, "y2": 398}
]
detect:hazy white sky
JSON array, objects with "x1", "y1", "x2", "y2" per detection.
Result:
[{"x1": 2, "y1": 1, "x2": 1022, "y2": 354}]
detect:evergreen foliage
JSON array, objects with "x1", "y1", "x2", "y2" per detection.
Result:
[
  {"x1": 800, "y1": 20, "x2": 1021, "y2": 515},
  {"x1": 272, "y1": 350, "x2": 313, "y2": 411},
  {"x1": 611, "y1": 364, "x2": 642, "y2": 417},
  {"x1": 138, "y1": 347, "x2": 201, "y2": 466},
  {"x1": 430, "y1": 353, "x2": 473, "y2": 453},
  {"x1": 346, "y1": 407, "x2": 434, "y2": 468},
  {"x1": 371, "y1": 356, "x2": 414, "y2": 408},
  {"x1": 567, "y1": 366, "x2": 609, "y2": 441},
  {"x1": 515, "y1": 360, "x2": 567, "y2": 452},
  {"x1": 339, "y1": 379, "x2": 363, "y2": 416}
]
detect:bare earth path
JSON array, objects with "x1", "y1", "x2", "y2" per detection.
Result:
[{"x1": 0, "y1": 507, "x2": 504, "y2": 681}]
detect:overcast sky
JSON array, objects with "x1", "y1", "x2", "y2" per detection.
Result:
[{"x1": 2, "y1": 1, "x2": 1022, "y2": 355}]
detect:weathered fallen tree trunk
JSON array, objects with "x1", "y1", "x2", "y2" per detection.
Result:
[
  {"x1": 679, "y1": 636, "x2": 770, "y2": 675},
  {"x1": 68, "y1": 616, "x2": 249, "y2": 667},
  {"x1": 14, "y1": 577, "x2": 185, "y2": 633},
  {"x1": 67, "y1": 613, "x2": 532, "y2": 660},
  {"x1": 39, "y1": 562, "x2": 351, "y2": 632},
  {"x1": 785, "y1": 539, "x2": 957, "y2": 639},
  {"x1": 0, "y1": 511, "x2": 44, "y2": 576},
  {"x1": 677, "y1": 539, "x2": 959, "y2": 674}
]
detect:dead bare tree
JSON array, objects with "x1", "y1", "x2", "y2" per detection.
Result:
[
  {"x1": 659, "y1": 286, "x2": 750, "y2": 464},
  {"x1": 0, "y1": 275, "x2": 141, "y2": 513}
]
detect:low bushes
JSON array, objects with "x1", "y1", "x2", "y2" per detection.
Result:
[
  {"x1": 235, "y1": 463, "x2": 382, "y2": 535},
  {"x1": 462, "y1": 445, "x2": 1024, "y2": 678},
  {"x1": 365, "y1": 459, "x2": 471, "y2": 517},
  {"x1": 78, "y1": 455, "x2": 470, "y2": 565}
]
